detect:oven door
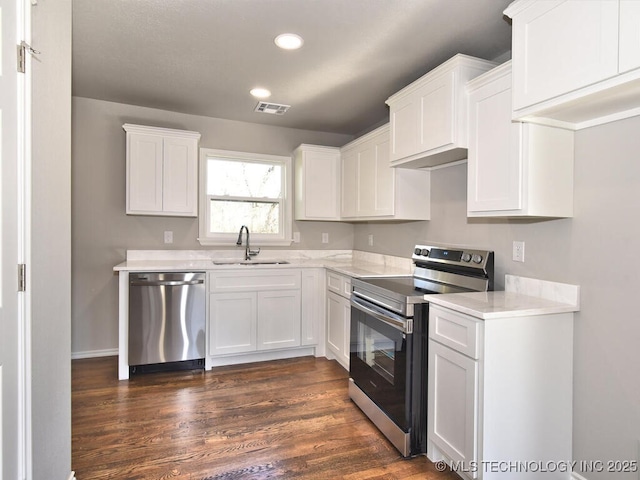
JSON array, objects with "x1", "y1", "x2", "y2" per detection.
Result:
[{"x1": 350, "y1": 296, "x2": 411, "y2": 432}]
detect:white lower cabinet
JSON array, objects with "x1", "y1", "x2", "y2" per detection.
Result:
[
  {"x1": 257, "y1": 290, "x2": 301, "y2": 350},
  {"x1": 427, "y1": 304, "x2": 574, "y2": 479},
  {"x1": 209, "y1": 292, "x2": 257, "y2": 355},
  {"x1": 429, "y1": 341, "x2": 478, "y2": 472},
  {"x1": 325, "y1": 271, "x2": 352, "y2": 370},
  {"x1": 208, "y1": 269, "x2": 306, "y2": 359}
]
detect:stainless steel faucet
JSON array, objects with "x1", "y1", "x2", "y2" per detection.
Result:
[{"x1": 236, "y1": 225, "x2": 260, "y2": 260}]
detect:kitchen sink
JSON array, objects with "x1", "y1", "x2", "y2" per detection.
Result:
[{"x1": 212, "y1": 260, "x2": 290, "y2": 266}]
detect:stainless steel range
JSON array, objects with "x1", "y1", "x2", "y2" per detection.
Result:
[{"x1": 349, "y1": 244, "x2": 494, "y2": 457}]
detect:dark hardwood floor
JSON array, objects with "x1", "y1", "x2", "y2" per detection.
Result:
[{"x1": 72, "y1": 356, "x2": 460, "y2": 479}]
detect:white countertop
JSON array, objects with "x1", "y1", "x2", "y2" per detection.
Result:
[
  {"x1": 113, "y1": 250, "x2": 413, "y2": 279},
  {"x1": 426, "y1": 291, "x2": 579, "y2": 320},
  {"x1": 425, "y1": 274, "x2": 580, "y2": 320}
]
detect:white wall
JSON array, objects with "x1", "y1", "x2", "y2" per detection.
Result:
[
  {"x1": 71, "y1": 97, "x2": 355, "y2": 356},
  {"x1": 31, "y1": 0, "x2": 72, "y2": 478},
  {"x1": 354, "y1": 117, "x2": 640, "y2": 479}
]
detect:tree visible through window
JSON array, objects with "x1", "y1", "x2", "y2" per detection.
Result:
[{"x1": 199, "y1": 149, "x2": 292, "y2": 245}]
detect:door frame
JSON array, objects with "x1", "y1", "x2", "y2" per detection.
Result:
[{"x1": 2, "y1": 0, "x2": 32, "y2": 477}]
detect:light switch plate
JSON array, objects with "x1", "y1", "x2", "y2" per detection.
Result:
[
  {"x1": 164, "y1": 231, "x2": 173, "y2": 244},
  {"x1": 368, "y1": 234, "x2": 374, "y2": 246},
  {"x1": 293, "y1": 231, "x2": 300, "y2": 243},
  {"x1": 321, "y1": 233, "x2": 329, "y2": 244}
]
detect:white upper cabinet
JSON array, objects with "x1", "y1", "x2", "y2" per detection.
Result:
[
  {"x1": 505, "y1": 0, "x2": 640, "y2": 129},
  {"x1": 340, "y1": 124, "x2": 430, "y2": 221},
  {"x1": 293, "y1": 145, "x2": 341, "y2": 221},
  {"x1": 620, "y1": 0, "x2": 640, "y2": 74},
  {"x1": 385, "y1": 54, "x2": 496, "y2": 168},
  {"x1": 123, "y1": 124, "x2": 200, "y2": 216},
  {"x1": 466, "y1": 62, "x2": 574, "y2": 218}
]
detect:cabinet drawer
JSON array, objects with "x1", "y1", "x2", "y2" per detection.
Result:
[
  {"x1": 429, "y1": 305, "x2": 481, "y2": 359},
  {"x1": 327, "y1": 271, "x2": 352, "y2": 299},
  {"x1": 209, "y1": 269, "x2": 301, "y2": 292}
]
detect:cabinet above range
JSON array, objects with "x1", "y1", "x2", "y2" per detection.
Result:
[{"x1": 385, "y1": 54, "x2": 496, "y2": 169}]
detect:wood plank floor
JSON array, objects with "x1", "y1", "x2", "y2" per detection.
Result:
[{"x1": 72, "y1": 356, "x2": 460, "y2": 480}]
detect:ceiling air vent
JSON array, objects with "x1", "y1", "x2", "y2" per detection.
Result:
[{"x1": 254, "y1": 102, "x2": 290, "y2": 115}]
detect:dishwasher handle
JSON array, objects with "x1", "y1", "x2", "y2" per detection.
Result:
[{"x1": 130, "y1": 279, "x2": 205, "y2": 287}]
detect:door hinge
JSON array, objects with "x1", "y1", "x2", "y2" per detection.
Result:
[
  {"x1": 17, "y1": 41, "x2": 40, "y2": 73},
  {"x1": 18, "y1": 264, "x2": 26, "y2": 292}
]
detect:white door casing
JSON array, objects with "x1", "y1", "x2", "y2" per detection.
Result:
[{"x1": 2, "y1": 0, "x2": 31, "y2": 478}]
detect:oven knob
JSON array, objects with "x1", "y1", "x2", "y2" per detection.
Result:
[
  {"x1": 420, "y1": 248, "x2": 430, "y2": 256},
  {"x1": 461, "y1": 253, "x2": 472, "y2": 262},
  {"x1": 414, "y1": 248, "x2": 422, "y2": 256},
  {"x1": 472, "y1": 254, "x2": 483, "y2": 264}
]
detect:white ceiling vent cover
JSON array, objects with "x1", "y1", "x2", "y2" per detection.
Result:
[{"x1": 254, "y1": 102, "x2": 290, "y2": 115}]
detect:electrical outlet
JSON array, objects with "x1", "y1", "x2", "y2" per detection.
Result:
[
  {"x1": 322, "y1": 233, "x2": 329, "y2": 244},
  {"x1": 164, "y1": 231, "x2": 173, "y2": 244},
  {"x1": 513, "y1": 241, "x2": 525, "y2": 262},
  {"x1": 368, "y1": 234, "x2": 374, "y2": 246},
  {"x1": 293, "y1": 231, "x2": 301, "y2": 243}
]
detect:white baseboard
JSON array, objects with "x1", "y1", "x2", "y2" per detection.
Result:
[
  {"x1": 205, "y1": 347, "x2": 316, "y2": 369},
  {"x1": 67, "y1": 471, "x2": 76, "y2": 480},
  {"x1": 71, "y1": 348, "x2": 118, "y2": 360}
]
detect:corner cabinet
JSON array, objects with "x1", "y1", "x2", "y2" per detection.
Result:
[
  {"x1": 505, "y1": 0, "x2": 640, "y2": 129},
  {"x1": 385, "y1": 54, "x2": 496, "y2": 168},
  {"x1": 293, "y1": 144, "x2": 341, "y2": 221},
  {"x1": 466, "y1": 62, "x2": 574, "y2": 218},
  {"x1": 427, "y1": 304, "x2": 574, "y2": 480},
  {"x1": 123, "y1": 124, "x2": 201, "y2": 216},
  {"x1": 340, "y1": 124, "x2": 430, "y2": 221}
]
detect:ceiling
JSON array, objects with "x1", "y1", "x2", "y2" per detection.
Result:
[{"x1": 72, "y1": 0, "x2": 513, "y2": 136}]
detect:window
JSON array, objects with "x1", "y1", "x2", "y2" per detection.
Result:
[{"x1": 198, "y1": 148, "x2": 292, "y2": 246}]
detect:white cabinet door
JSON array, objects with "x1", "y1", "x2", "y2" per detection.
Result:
[
  {"x1": 389, "y1": 95, "x2": 419, "y2": 161},
  {"x1": 340, "y1": 149, "x2": 358, "y2": 218},
  {"x1": 509, "y1": 0, "x2": 619, "y2": 111},
  {"x1": 373, "y1": 136, "x2": 394, "y2": 216},
  {"x1": 619, "y1": 0, "x2": 640, "y2": 74},
  {"x1": 257, "y1": 290, "x2": 301, "y2": 350},
  {"x1": 294, "y1": 145, "x2": 340, "y2": 220},
  {"x1": 327, "y1": 291, "x2": 350, "y2": 370},
  {"x1": 428, "y1": 341, "x2": 478, "y2": 475},
  {"x1": 163, "y1": 136, "x2": 198, "y2": 215},
  {"x1": 301, "y1": 269, "x2": 323, "y2": 347},
  {"x1": 356, "y1": 142, "x2": 376, "y2": 216},
  {"x1": 127, "y1": 133, "x2": 163, "y2": 213},
  {"x1": 419, "y1": 71, "x2": 456, "y2": 152},
  {"x1": 467, "y1": 65, "x2": 522, "y2": 213},
  {"x1": 208, "y1": 292, "x2": 257, "y2": 355}
]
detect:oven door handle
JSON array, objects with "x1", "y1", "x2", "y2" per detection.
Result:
[{"x1": 351, "y1": 297, "x2": 411, "y2": 334}]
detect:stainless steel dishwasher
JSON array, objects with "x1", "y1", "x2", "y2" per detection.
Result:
[{"x1": 128, "y1": 272, "x2": 205, "y2": 373}]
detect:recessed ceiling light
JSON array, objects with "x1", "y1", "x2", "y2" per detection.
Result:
[
  {"x1": 274, "y1": 33, "x2": 304, "y2": 50},
  {"x1": 250, "y1": 88, "x2": 271, "y2": 99}
]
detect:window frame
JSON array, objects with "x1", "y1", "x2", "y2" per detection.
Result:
[{"x1": 198, "y1": 148, "x2": 293, "y2": 246}]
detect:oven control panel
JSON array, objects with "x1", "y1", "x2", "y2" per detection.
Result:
[{"x1": 412, "y1": 244, "x2": 492, "y2": 268}]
